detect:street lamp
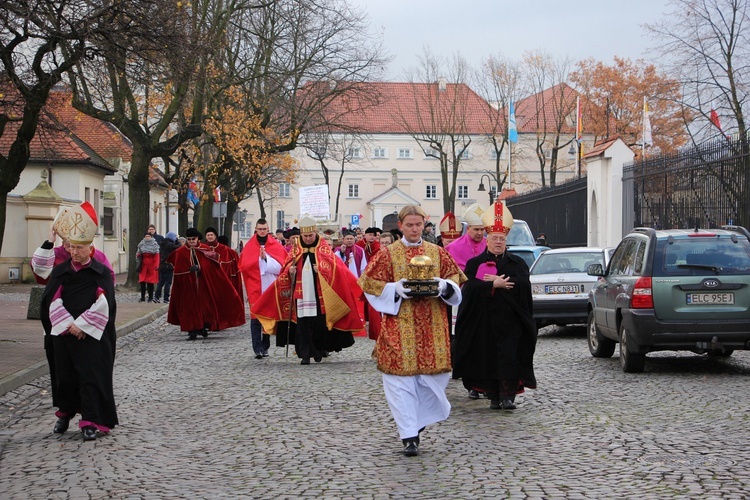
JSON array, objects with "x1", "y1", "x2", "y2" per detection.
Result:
[{"x1": 477, "y1": 174, "x2": 497, "y2": 205}]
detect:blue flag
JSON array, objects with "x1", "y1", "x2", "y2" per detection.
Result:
[{"x1": 508, "y1": 100, "x2": 518, "y2": 144}]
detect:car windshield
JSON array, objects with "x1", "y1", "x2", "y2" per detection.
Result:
[
  {"x1": 507, "y1": 220, "x2": 534, "y2": 246},
  {"x1": 530, "y1": 252, "x2": 604, "y2": 275},
  {"x1": 510, "y1": 250, "x2": 536, "y2": 268},
  {"x1": 655, "y1": 237, "x2": 750, "y2": 276}
]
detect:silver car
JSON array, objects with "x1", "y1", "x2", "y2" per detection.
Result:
[{"x1": 529, "y1": 247, "x2": 613, "y2": 328}]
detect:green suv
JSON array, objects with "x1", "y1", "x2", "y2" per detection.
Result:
[{"x1": 586, "y1": 226, "x2": 750, "y2": 372}]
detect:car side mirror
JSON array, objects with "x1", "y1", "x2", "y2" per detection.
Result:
[{"x1": 587, "y1": 263, "x2": 604, "y2": 276}]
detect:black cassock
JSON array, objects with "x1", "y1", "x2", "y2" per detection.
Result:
[
  {"x1": 40, "y1": 260, "x2": 119, "y2": 429},
  {"x1": 453, "y1": 250, "x2": 537, "y2": 398}
]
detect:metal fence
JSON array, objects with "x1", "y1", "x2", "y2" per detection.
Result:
[
  {"x1": 624, "y1": 135, "x2": 750, "y2": 231},
  {"x1": 505, "y1": 177, "x2": 588, "y2": 248}
]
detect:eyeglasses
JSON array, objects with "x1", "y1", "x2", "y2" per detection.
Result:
[{"x1": 487, "y1": 236, "x2": 507, "y2": 243}]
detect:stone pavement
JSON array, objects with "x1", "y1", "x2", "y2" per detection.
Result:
[
  {"x1": 2, "y1": 312, "x2": 750, "y2": 497},
  {"x1": 0, "y1": 276, "x2": 167, "y2": 396}
]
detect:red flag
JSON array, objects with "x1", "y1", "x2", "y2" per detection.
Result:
[
  {"x1": 710, "y1": 109, "x2": 722, "y2": 131},
  {"x1": 214, "y1": 187, "x2": 221, "y2": 202}
]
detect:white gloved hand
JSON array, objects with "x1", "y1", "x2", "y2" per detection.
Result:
[
  {"x1": 434, "y1": 277, "x2": 448, "y2": 296},
  {"x1": 394, "y1": 278, "x2": 412, "y2": 300}
]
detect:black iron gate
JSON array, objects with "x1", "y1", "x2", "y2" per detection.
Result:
[
  {"x1": 624, "y1": 136, "x2": 750, "y2": 231},
  {"x1": 505, "y1": 177, "x2": 587, "y2": 248}
]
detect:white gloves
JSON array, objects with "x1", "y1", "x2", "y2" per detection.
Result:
[
  {"x1": 394, "y1": 278, "x2": 412, "y2": 300},
  {"x1": 434, "y1": 277, "x2": 448, "y2": 296}
]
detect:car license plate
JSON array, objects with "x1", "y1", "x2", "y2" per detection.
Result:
[
  {"x1": 545, "y1": 284, "x2": 580, "y2": 294},
  {"x1": 686, "y1": 292, "x2": 734, "y2": 305}
]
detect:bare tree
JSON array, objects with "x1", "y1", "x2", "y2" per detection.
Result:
[
  {"x1": 473, "y1": 54, "x2": 526, "y2": 193},
  {"x1": 401, "y1": 49, "x2": 487, "y2": 214},
  {"x1": 647, "y1": 0, "x2": 750, "y2": 140},
  {"x1": 522, "y1": 51, "x2": 577, "y2": 187},
  {"x1": 0, "y1": 0, "x2": 149, "y2": 253}
]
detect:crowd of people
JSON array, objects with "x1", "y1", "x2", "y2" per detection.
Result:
[{"x1": 33, "y1": 202, "x2": 537, "y2": 457}]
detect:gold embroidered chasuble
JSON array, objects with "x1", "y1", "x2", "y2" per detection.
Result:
[{"x1": 358, "y1": 240, "x2": 466, "y2": 376}]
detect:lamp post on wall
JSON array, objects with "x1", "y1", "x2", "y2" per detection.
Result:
[{"x1": 477, "y1": 174, "x2": 497, "y2": 205}]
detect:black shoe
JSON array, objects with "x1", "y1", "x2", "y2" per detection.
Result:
[
  {"x1": 490, "y1": 399, "x2": 501, "y2": 410},
  {"x1": 468, "y1": 389, "x2": 480, "y2": 400},
  {"x1": 138, "y1": 298, "x2": 145, "y2": 303},
  {"x1": 152, "y1": 298, "x2": 160, "y2": 303},
  {"x1": 188, "y1": 332, "x2": 198, "y2": 341},
  {"x1": 300, "y1": 359, "x2": 310, "y2": 365},
  {"x1": 255, "y1": 354, "x2": 263, "y2": 360},
  {"x1": 501, "y1": 399, "x2": 517, "y2": 410},
  {"x1": 53, "y1": 416, "x2": 72, "y2": 434},
  {"x1": 201, "y1": 328, "x2": 208, "y2": 338},
  {"x1": 314, "y1": 356, "x2": 322, "y2": 363},
  {"x1": 262, "y1": 351, "x2": 269, "y2": 357},
  {"x1": 163, "y1": 299, "x2": 169, "y2": 304},
  {"x1": 403, "y1": 439, "x2": 419, "y2": 457},
  {"x1": 82, "y1": 426, "x2": 97, "y2": 441}
]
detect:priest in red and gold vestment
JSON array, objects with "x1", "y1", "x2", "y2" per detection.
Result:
[
  {"x1": 358, "y1": 205, "x2": 466, "y2": 457},
  {"x1": 167, "y1": 228, "x2": 245, "y2": 340},
  {"x1": 251, "y1": 216, "x2": 363, "y2": 365}
]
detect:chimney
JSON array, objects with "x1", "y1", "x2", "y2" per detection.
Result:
[{"x1": 437, "y1": 77, "x2": 447, "y2": 92}]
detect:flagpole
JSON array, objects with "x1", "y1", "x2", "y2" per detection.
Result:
[
  {"x1": 576, "y1": 96, "x2": 580, "y2": 177},
  {"x1": 507, "y1": 100, "x2": 513, "y2": 192},
  {"x1": 642, "y1": 97, "x2": 646, "y2": 159}
]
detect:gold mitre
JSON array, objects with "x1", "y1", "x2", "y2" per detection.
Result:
[
  {"x1": 298, "y1": 214, "x2": 317, "y2": 233},
  {"x1": 54, "y1": 201, "x2": 99, "y2": 244}
]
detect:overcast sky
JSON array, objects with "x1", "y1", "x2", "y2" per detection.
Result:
[{"x1": 351, "y1": 0, "x2": 673, "y2": 80}]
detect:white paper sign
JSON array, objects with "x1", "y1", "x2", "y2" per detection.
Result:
[{"x1": 299, "y1": 185, "x2": 330, "y2": 218}]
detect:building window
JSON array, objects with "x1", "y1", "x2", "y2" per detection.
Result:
[
  {"x1": 490, "y1": 149, "x2": 506, "y2": 160},
  {"x1": 238, "y1": 221, "x2": 254, "y2": 239},
  {"x1": 372, "y1": 147, "x2": 387, "y2": 159},
  {"x1": 457, "y1": 185, "x2": 469, "y2": 199},
  {"x1": 85, "y1": 187, "x2": 90, "y2": 202},
  {"x1": 279, "y1": 183, "x2": 290, "y2": 198},
  {"x1": 398, "y1": 147, "x2": 413, "y2": 159},
  {"x1": 425, "y1": 185, "x2": 437, "y2": 199},
  {"x1": 103, "y1": 207, "x2": 114, "y2": 236},
  {"x1": 276, "y1": 210, "x2": 285, "y2": 230},
  {"x1": 348, "y1": 184, "x2": 360, "y2": 198},
  {"x1": 423, "y1": 147, "x2": 440, "y2": 159},
  {"x1": 347, "y1": 146, "x2": 362, "y2": 159},
  {"x1": 458, "y1": 148, "x2": 470, "y2": 160}
]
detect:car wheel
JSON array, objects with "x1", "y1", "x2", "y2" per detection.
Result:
[
  {"x1": 587, "y1": 311, "x2": 615, "y2": 358},
  {"x1": 619, "y1": 323, "x2": 646, "y2": 373}
]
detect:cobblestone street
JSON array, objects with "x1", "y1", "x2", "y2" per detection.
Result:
[{"x1": 2, "y1": 317, "x2": 750, "y2": 499}]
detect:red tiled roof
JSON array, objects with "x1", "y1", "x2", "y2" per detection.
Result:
[
  {"x1": 313, "y1": 81, "x2": 501, "y2": 135},
  {"x1": 513, "y1": 83, "x2": 582, "y2": 135},
  {"x1": 583, "y1": 134, "x2": 627, "y2": 159},
  {"x1": 47, "y1": 89, "x2": 133, "y2": 162},
  {"x1": 0, "y1": 88, "x2": 127, "y2": 171}
]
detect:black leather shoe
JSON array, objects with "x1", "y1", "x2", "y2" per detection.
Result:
[
  {"x1": 314, "y1": 356, "x2": 322, "y2": 363},
  {"x1": 201, "y1": 328, "x2": 208, "y2": 338},
  {"x1": 501, "y1": 399, "x2": 517, "y2": 410},
  {"x1": 403, "y1": 440, "x2": 419, "y2": 457},
  {"x1": 82, "y1": 426, "x2": 97, "y2": 441},
  {"x1": 468, "y1": 389, "x2": 480, "y2": 400},
  {"x1": 300, "y1": 359, "x2": 310, "y2": 365},
  {"x1": 188, "y1": 332, "x2": 198, "y2": 341},
  {"x1": 53, "y1": 416, "x2": 72, "y2": 434},
  {"x1": 490, "y1": 399, "x2": 501, "y2": 409},
  {"x1": 255, "y1": 354, "x2": 263, "y2": 359}
]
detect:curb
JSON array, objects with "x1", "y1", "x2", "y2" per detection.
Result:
[{"x1": 0, "y1": 306, "x2": 168, "y2": 397}]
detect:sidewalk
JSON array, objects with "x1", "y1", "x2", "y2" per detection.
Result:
[{"x1": 0, "y1": 274, "x2": 167, "y2": 396}]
